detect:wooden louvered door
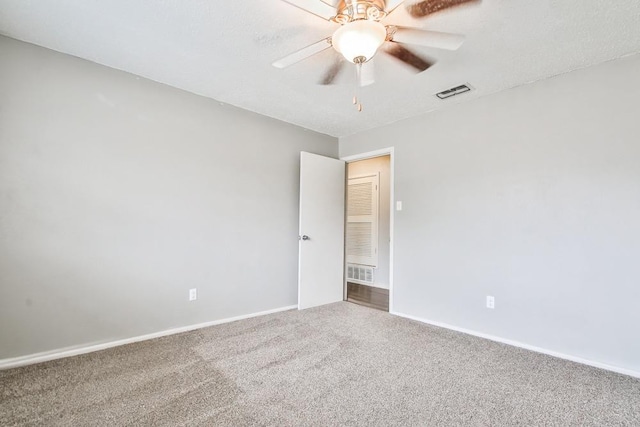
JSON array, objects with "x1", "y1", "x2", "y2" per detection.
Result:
[{"x1": 346, "y1": 174, "x2": 379, "y2": 267}]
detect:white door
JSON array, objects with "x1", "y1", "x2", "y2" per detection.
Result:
[{"x1": 298, "y1": 152, "x2": 345, "y2": 310}]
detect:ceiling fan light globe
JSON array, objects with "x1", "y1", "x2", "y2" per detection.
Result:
[{"x1": 332, "y1": 20, "x2": 386, "y2": 63}]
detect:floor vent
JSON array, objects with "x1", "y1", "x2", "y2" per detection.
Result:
[
  {"x1": 436, "y1": 84, "x2": 471, "y2": 99},
  {"x1": 347, "y1": 264, "x2": 374, "y2": 284}
]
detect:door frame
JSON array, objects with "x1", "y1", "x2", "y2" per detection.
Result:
[{"x1": 341, "y1": 147, "x2": 395, "y2": 313}]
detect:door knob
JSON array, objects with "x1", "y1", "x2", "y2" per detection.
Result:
[{"x1": 301, "y1": 235, "x2": 310, "y2": 241}]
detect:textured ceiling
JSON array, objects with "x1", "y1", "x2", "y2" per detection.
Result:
[{"x1": 1, "y1": 0, "x2": 639, "y2": 137}]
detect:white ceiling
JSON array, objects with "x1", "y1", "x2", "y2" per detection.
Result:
[{"x1": 1, "y1": 1, "x2": 639, "y2": 137}]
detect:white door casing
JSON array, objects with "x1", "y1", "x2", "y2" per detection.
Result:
[
  {"x1": 341, "y1": 147, "x2": 395, "y2": 312},
  {"x1": 298, "y1": 152, "x2": 345, "y2": 310}
]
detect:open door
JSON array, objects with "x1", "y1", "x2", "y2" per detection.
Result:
[{"x1": 298, "y1": 152, "x2": 345, "y2": 310}]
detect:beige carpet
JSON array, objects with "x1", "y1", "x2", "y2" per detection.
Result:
[{"x1": 1, "y1": 302, "x2": 639, "y2": 426}]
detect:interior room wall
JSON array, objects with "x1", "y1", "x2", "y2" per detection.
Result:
[
  {"x1": 0, "y1": 36, "x2": 338, "y2": 360},
  {"x1": 347, "y1": 156, "x2": 391, "y2": 289},
  {"x1": 340, "y1": 53, "x2": 640, "y2": 374}
]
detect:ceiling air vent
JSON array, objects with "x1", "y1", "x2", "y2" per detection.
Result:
[{"x1": 436, "y1": 84, "x2": 471, "y2": 100}]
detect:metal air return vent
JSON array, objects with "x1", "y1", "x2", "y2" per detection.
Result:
[{"x1": 347, "y1": 264, "x2": 374, "y2": 284}]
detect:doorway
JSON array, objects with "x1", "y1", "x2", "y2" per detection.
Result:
[{"x1": 342, "y1": 151, "x2": 393, "y2": 312}]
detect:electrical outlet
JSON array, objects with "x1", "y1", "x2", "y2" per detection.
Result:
[
  {"x1": 486, "y1": 295, "x2": 495, "y2": 309},
  {"x1": 189, "y1": 288, "x2": 197, "y2": 301}
]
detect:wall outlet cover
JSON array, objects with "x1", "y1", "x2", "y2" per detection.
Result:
[{"x1": 486, "y1": 295, "x2": 495, "y2": 309}]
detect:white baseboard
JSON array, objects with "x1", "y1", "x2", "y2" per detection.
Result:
[
  {"x1": 0, "y1": 305, "x2": 298, "y2": 370},
  {"x1": 391, "y1": 310, "x2": 640, "y2": 379}
]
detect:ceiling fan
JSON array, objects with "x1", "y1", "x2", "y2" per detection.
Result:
[{"x1": 273, "y1": 0, "x2": 479, "y2": 110}]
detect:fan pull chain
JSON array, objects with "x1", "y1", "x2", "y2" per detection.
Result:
[{"x1": 354, "y1": 60, "x2": 363, "y2": 112}]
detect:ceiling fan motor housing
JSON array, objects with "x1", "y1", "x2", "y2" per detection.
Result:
[{"x1": 332, "y1": 0, "x2": 387, "y2": 24}]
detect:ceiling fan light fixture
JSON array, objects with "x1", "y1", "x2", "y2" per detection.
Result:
[{"x1": 332, "y1": 20, "x2": 386, "y2": 63}]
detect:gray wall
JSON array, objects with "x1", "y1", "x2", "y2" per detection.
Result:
[
  {"x1": 341, "y1": 54, "x2": 640, "y2": 373},
  {"x1": 347, "y1": 156, "x2": 391, "y2": 289},
  {"x1": 0, "y1": 36, "x2": 337, "y2": 359}
]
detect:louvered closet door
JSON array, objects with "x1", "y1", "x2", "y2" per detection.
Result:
[{"x1": 346, "y1": 174, "x2": 379, "y2": 267}]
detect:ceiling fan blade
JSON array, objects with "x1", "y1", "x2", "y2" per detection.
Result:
[
  {"x1": 360, "y1": 60, "x2": 375, "y2": 86},
  {"x1": 385, "y1": 0, "x2": 405, "y2": 14},
  {"x1": 281, "y1": 0, "x2": 337, "y2": 20},
  {"x1": 384, "y1": 43, "x2": 435, "y2": 72},
  {"x1": 272, "y1": 38, "x2": 332, "y2": 68},
  {"x1": 391, "y1": 27, "x2": 465, "y2": 50},
  {"x1": 320, "y1": 57, "x2": 345, "y2": 85},
  {"x1": 406, "y1": 0, "x2": 479, "y2": 18}
]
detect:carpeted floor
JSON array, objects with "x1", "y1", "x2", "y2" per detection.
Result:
[{"x1": 1, "y1": 302, "x2": 639, "y2": 426}]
